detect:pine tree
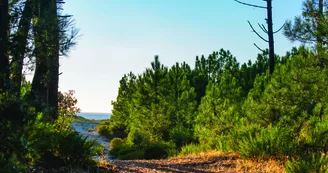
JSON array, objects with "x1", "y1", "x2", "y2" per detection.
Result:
[
  {"x1": 284, "y1": 0, "x2": 327, "y2": 48},
  {"x1": 195, "y1": 73, "x2": 242, "y2": 143}
]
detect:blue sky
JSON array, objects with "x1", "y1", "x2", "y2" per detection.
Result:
[{"x1": 58, "y1": 0, "x2": 303, "y2": 113}]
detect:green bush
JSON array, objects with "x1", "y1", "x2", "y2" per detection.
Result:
[
  {"x1": 109, "y1": 137, "x2": 124, "y2": 150},
  {"x1": 169, "y1": 126, "x2": 195, "y2": 148},
  {"x1": 25, "y1": 114, "x2": 97, "y2": 169},
  {"x1": 127, "y1": 128, "x2": 151, "y2": 147},
  {"x1": 210, "y1": 123, "x2": 263, "y2": 151},
  {"x1": 92, "y1": 141, "x2": 105, "y2": 156},
  {"x1": 97, "y1": 123, "x2": 112, "y2": 137},
  {"x1": 119, "y1": 150, "x2": 145, "y2": 160},
  {"x1": 110, "y1": 143, "x2": 135, "y2": 157},
  {"x1": 297, "y1": 116, "x2": 328, "y2": 155},
  {"x1": 238, "y1": 125, "x2": 295, "y2": 159},
  {"x1": 0, "y1": 153, "x2": 27, "y2": 173},
  {"x1": 284, "y1": 152, "x2": 328, "y2": 173},
  {"x1": 179, "y1": 144, "x2": 210, "y2": 156},
  {"x1": 144, "y1": 143, "x2": 171, "y2": 159}
]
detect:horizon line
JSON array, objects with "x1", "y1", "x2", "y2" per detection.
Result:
[{"x1": 78, "y1": 112, "x2": 112, "y2": 114}]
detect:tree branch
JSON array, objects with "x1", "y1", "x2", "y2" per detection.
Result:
[
  {"x1": 233, "y1": 0, "x2": 267, "y2": 9},
  {"x1": 273, "y1": 23, "x2": 285, "y2": 34},
  {"x1": 254, "y1": 43, "x2": 265, "y2": 52},
  {"x1": 258, "y1": 23, "x2": 268, "y2": 33},
  {"x1": 248, "y1": 21, "x2": 269, "y2": 42}
]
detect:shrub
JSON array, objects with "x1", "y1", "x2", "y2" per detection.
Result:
[
  {"x1": 144, "y1": 143, "x2": 171, "y2": 159},
  {"x1": 211, "y1": 123, "x2": 263, "y2": 151},
  {"x1": 109, "y1": 137, "x2": 124, "y2": 150},
  {"x1": 119, "y1": 150, "x2": 145, "y2": 160},
  {"x1": 54, "y1": 131, "x2": 97, "y2": 168},
  {"x1": 284, "y1": 152, "x2": 328, "y2": 173},
  {"x1": 97, "y1": 123, "x2": 112, "y2": 137},
  {"x1": 169, "y1": 126, "x2": 195, "y2": 148},
  {"x1": 110, "y1": 143, "x2": 135, "y2": 157},
  {"x1": 179, "y1": 144, "x2": 210, "y2": 156},
  {"x1": 126, "y1": 128, "x2": 151, "y2": 147},
  {"x1": 296, "y1": 116, "x2": 328, "y2": 155},
  {"x1": 92, "y1": 141, "x2": 105, "y2": 156},
  {"x1": 238, "y1": 125, "x2": 295, "y2": 159},
  {"x1": 0, "y1": 153, "x2": 26, "y2": 173},
  {"x1": 25, "y1": 114, "x2": 97, "y2": 169}
]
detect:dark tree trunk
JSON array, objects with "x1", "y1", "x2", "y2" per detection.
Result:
[
  {"x1": 31, "y1": 0, "x2": 59, "y2": 120},
  {"x1": 10, "y1": 0, "x2": 33, "y2": 97},
  {"x1": 31, "y1": 0, "x2": 52, "y2": 115},
  {"x1": 47, "y1": 0, "x2": 59, "y2": 119},
  {"x1": 267, "y1": 0, "x2": 275, "y2": 74},
  {"x1": 0, "y1": 0, "x2": 9, "y2": 92},
  {"x1": 317, "y1": 0, "x2": 324, "y2": 50}
]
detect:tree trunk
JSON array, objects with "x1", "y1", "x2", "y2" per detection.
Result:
[
  {"x1": 10, "y1": 0, "x2": 33, "y2": 97},
  {"x1": 31, "y1": 0, "x2": 58, "y2": 119},
  {"x1": 318, "y1": 0, "x2": 323, "y2": 47},
  {"x1": 0, "y1": 0, "x2": 9, "y2": 92},
  {"x1": 31, "y1": 0, "x2": 59, "y2": 120},
  {"x1": 47, "y1": 0, "x2": 59, "y2": 119},
  {"x1": 267, "y1": 0, "x2": 275, "y2": 74}
]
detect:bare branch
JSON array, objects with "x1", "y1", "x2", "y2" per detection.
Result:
[
  {"x1": 273, "y1": 23, "x2": 285, "y2": 34},
  {"x1": 248, "y1": 21, "x2": 269, "y2": 42},
  {"x1": 58, "y1": 15, "x2": 73, "y2": 18},
  {"x1": 234, "y1": 0, "x2": 267, "y2": 9},
  {"x1": 258, "y1": 23, "x2": 268, "y2": 33},
  {"x1": 254, "y1": 43, "x2": 265, "y2": 52}
]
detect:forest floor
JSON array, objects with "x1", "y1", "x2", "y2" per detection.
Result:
[{"x1": 105, "y1": 151, "x2": 285, "y2": 173}]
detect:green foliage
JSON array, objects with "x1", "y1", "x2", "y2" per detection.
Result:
[
  {"x1": 92, "y1": 142, "x2": 105, "y2": 156},
  {"x1": 109, "y1": 137, "x2": 125, "y2": 150},
  {"x1": 238, "y1": 125, "x2": 296, "y2": 159},
  {"x1": 245, "y1": 47, "x2": 328, "y2": 126},
  {"x1": 118, "y1": 150, "x2": 145, "y2": 160},
  {"x1": 195, "y1": 73, "x2": 243, "y2": 143},
  {"x1": 284, "y1": 152, "x2": 328, "y2": 173},
  {"x1": 297, "y1": 116, "x2": 328, "y2": 155},
  {"x1": 144, "y1": 143, "x2": 172, "y2": 159},
  {"x1": 179, "y1": 144, "x2": 210, "y2": 156},
  {"x1": 0, "y1": 153, "x2": 26, "y2": 173},
  {"x1": 97, "y1": 121, "x2": 112, "y2": 137},
  {"x1": 110, "y1": 144, "x2": 143, "y2": 160},
  {"x1": 169, "y1": 125, "x2": 195, "y2": 148},
  {"x1": 126, "y1": 128, "x2": 152, "y2": 147},
  {"x1": 24, "y1": 114, "x2": 97, "y2": 168},
  {"x1": 110, "y1": 141, "x2": 175, "y2": 160},
  {"x1": 0, "y1": 87, "x2": 98, "y2": 171},
  {"x1": 104, "y1": 38, "x2": 328, "y2": 173}
]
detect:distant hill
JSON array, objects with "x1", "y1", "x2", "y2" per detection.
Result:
[{"x1": 74, "y1": 112, "x2": 111, "y2": 124}]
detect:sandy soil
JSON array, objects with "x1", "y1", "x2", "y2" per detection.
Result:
[
  {"x1": 71, "y1": 122, "x2": 112, "y2": 159},
  {"x1": 108, "y1": 152, "x2": 285, "y2": 173}
]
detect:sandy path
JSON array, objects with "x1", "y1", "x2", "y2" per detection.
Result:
[{"x1": 71, "y1": 122, "x2": 112, "y2": 160}]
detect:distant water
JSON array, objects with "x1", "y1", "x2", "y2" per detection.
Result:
[{"x1": 77, "y1": 112, "x2": 111, "y2": 120}]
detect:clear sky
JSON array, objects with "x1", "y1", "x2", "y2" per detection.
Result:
[{"x1": 58, "y1": 0, "x2": 303, "y2": 113}]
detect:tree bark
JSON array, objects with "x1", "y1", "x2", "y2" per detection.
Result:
[
  {"x1": 47, "y1": 0, "x2": 59, "y2": 119},
  {"x1": 10, "y1": 0, "x2": 33, "y2": 97},
  {"x1": 267, "y1": 0, "x2": 275, "y2": 74},
  {"x1": 31, "y1": 0, "x2": 59, "y2": 120}
]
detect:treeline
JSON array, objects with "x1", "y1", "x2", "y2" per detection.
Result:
[
  {"x1": 0, "y1": 0, "x2": 102, "y2": 172},
  {"x1": 102, "y1": 46, "x2": 328, "y2": 171},
  {"x1": 101, "y1": 0, "x2": 328, "y2": 171}
]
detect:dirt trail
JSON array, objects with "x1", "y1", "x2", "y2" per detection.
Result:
[{"x1": 108, "y1": 152, "x2": 285, "y2": 173}]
